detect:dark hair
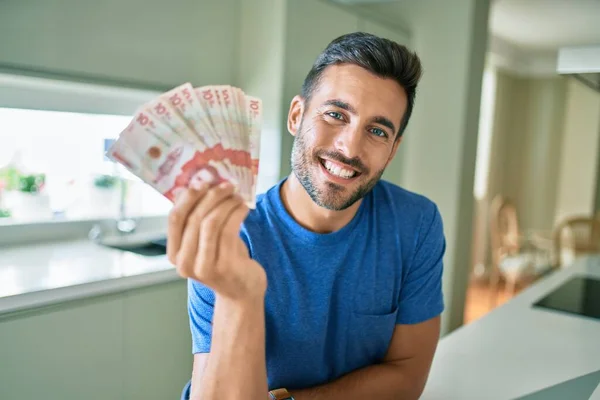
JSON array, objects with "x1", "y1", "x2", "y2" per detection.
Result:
[{"x1": 301, "y1": 32, "x2": 423, "y2": 139}]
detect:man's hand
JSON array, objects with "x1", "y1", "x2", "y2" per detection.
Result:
[
  {"x1": 167, "y1": 181, "x2": 267, "y2": 301},
  {"x1": 170, "y1": 181, "x2": 270, "y2": 399}
]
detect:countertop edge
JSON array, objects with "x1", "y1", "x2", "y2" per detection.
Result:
[{"x1": 0, "y1": 268, "x2": 181, "y2": 315}]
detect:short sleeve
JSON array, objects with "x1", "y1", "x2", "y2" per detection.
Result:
[
  {"x1": 187, "y1": 279, "x2": 216, "y2": 353},
  {"x1": 396, "y1": 202, "x2": 445, "y2": 324}
]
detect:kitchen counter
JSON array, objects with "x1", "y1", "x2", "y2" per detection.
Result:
[
  {"x1": 422, "y1": 256, "x2": 600, "y2": 400},
  {"x1": 0, "y1": 238, "x2": 179, "y2": 315}
]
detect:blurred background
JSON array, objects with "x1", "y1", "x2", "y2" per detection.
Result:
[{"x1": 0, "y1": 0, "x2": 599, "y2": 399}]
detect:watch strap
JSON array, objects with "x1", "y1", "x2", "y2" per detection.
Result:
[{"x1": 269, "y1": 388, "x2": 295, "y2": 400}]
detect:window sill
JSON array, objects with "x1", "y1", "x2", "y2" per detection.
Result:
[{"x1": 0, "y1": 214, "x2": 168, "y2": 247}]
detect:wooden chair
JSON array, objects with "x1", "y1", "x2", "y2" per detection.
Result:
[
  {"x1": 489, "y1": 195, "x2": 551, "y2": 306},
  {"x1": 553, "y1": 216, "x2": 600, "y2": 268}
]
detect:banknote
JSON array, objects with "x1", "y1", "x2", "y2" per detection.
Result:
[{"x1": 107, "y1": 83, "x2": 262, "y2": 207}]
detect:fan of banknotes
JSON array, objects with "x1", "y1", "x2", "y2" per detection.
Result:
[{"x1": 106, "y1": 83, "x2": 262, "y2": 208}]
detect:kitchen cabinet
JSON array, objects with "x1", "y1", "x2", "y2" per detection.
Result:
[
  {"x1": 0, "y1": 296, "x2": 124, "y2": 400},
  {"x1": 123, "y1": 281, "x2": 192, "y2": 400},
  {"x1": 0, "y1": 280, "x2": 192, "y2": 400}
]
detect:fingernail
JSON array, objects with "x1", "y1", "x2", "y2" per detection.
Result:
[{"x1": 219, "y1": 181, "x2": 231, "y2": 189}]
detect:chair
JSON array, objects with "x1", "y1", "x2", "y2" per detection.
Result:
[
  {"x1": 553, "y1": 216, "x2": 600, "y2": 268},
  {"x1": 488, "y1": 195, "x2": 551, "y2": 306}
]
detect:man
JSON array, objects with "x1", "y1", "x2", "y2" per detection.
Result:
[{"x1": 171, "y1": 32, "x2": 445, "y2": 400}]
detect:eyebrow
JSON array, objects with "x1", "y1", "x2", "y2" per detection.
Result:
[
  {"x1": 372, "y1": 116, "x2": 397, "y2": 135},
  {"x1": 322, "y1": 99, "x2": 397, "y2": 135},
  {"x1": 323, "y1": 99, "x2": 357, "y2": 114}
]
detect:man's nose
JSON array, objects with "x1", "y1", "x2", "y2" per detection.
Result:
[{"x1": 334, "y1": 126, "x2": 363, "y2": 159}]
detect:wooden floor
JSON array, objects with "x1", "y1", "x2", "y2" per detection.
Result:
[{"x1": 463, "y1": 279, "x2": 518, "y2": 324}]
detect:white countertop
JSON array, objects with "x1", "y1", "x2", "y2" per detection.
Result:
[
  {"x1": 0, "y1": 239, "x2": 179, "y2": 315},
  {"x1": 422, "y1": 256, "x2": 600, "y2": 400}
]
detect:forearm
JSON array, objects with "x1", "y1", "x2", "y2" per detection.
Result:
[
  {"x1": 291, "y1": 361, "x2": 425, "y2": 400},
  {"x1": 195, "y1": 295, "x2": 268, "y2": 400}
]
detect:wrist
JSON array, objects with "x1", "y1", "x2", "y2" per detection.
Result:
[
  {"x1": 215, "y1": 291, "x2": 265, "y2": 313},
  {"x1": 210, "y1": 260, "x2": 267, "y2": 301}
]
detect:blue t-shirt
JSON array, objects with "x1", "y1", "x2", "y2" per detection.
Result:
[{"x1": 188, "y1": 179, "x2": 445, "y2": 390}]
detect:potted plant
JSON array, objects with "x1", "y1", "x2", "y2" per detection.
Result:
[
  {"x1": 19, "y1": 173, "x2": 46, "y2": 193},
  {"x1": 93, "y1": 174, "x2": 118, "y2": 189},
  {"x1": 10, "y1": 173, "x2": 53, "y2": 221}
]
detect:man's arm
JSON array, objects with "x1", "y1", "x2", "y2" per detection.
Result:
[
  {"x1": 192, "y1": 295, "x2": 267, "y2": 400},
  {"x1": 290, "y1": 316, "x2": 440, "y2": 400},
  {"x1": 168, "y1": 183, "x2": 269, "y2": 400},
  {"x1": 190, "y1": 314, "x2": 439, "y2": 400}
]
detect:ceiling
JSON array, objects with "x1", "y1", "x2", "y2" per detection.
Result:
[
  {"x1": 333, "y1": 0, "x2": 600, "y2": 52},
  {"x1": 329, "y1": 0, "x2": 600, "y2": 78},
  {"x1": 490, "y1": 0, "x2": 600, "y2": 51}
]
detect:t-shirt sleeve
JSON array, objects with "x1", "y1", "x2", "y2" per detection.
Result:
[
  {"x1": 187, "y1": 230, "x2": 252, "y2": 354},
  {"x1": 396, "y1": 201, "x2": 446, "y2": 325},
  {"x1": 187, "y1": 278, "x2": 216, "y2": 354}
]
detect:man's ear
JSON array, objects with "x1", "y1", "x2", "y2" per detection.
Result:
[
  {"x1": 287, "y1": 95, "x2": 305, "y2": 137},
  {"x1": 386, "y1": 135, "x2": 403, "y2": 167}
]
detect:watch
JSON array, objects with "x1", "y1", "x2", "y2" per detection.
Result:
[{"x1": 269, "y1": 388, "x2": 295, "y2": 400}]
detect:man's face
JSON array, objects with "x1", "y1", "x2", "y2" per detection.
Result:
[{"x1": 289, "y1": 64, "x2": 408, "y2": 211}]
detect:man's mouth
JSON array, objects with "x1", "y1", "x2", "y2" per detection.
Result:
[{"x1": 319, "y1": 157, "x2": 360, "y2": 180}]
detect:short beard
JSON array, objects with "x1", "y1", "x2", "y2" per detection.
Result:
[{"x1": 290, "y1": 121, "x2": 385, "y2": 211}]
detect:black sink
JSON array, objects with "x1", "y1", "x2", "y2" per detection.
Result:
[{"x1": 104, "y1": 238, "x2": 167, "y2": 256}]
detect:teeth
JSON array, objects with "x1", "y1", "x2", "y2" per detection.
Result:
[{"x1": 324, "y1": 160, "x2": 356, "y2": 178}]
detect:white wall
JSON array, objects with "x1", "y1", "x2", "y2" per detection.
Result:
[
  {"x1": 0, "y1": 0, "x2": 239, "y2": 88},
  {"x1": 517, "y1": 77, "x2": 566, "y2": 232},
  {"x1": 555, "y1": 78, "x2": 600, "y2": 223},
  {"x1": 487, "y1": 72, "x2": 567, "y2": 232},
  {"x1": 237, "y1": 0, "x2": 287, "y2": 194},
  {"x1": 398, "y1": 0, "x2": 490, "y2": 333}
]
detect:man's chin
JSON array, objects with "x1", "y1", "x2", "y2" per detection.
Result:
[
  {"x1": 321, "y1": 179, "x2": 349, "y2": 192},
  {"x1": 293, "y1": 165, "x2": 366, "y2": 211},
  {"x1": 313, "y1": 187, "x2": 358, "y2": 211}
]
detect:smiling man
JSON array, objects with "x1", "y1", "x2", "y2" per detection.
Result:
[{"x1": 171, "y1": 32, "x2": 445, "y2": 400}]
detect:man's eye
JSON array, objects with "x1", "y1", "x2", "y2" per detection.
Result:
[
  {"x1": 370, "y1": 127, "x2": 388, "y2": 138},
  {"x1": 326, "y1": 111, "x2": 344, "y2": 120}
]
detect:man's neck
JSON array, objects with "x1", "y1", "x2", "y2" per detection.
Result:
[{"x1": 280, "y1": 174, "x2": 362, "y2": 234}]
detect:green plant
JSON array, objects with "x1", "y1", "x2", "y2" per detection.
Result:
[
  {"x1": 18, "y1": 174, "x2": 45, "y2": 193},
  {"x1": 93, "y1": 174, "x2": 118, "y2": 189},
  {"x1": 0, "y1": 166, "x2": 21, "y2": 191},
  {"x1": 0, "y1": 208, "x2": 11, "y2": 218}
]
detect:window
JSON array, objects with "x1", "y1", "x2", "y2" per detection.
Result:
[
  {"x1": 0, "y1": 107, "x2": 171, "y2": 223},
  {"x1": 0, "y1": 73, "x2": 281, "y2": 229},
  {"x1": 0, "y1": 73, "x2": 169, "y2": 225},
  {"x1": 473, "y1": 66, "x2": 498, "y2": 200}
]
